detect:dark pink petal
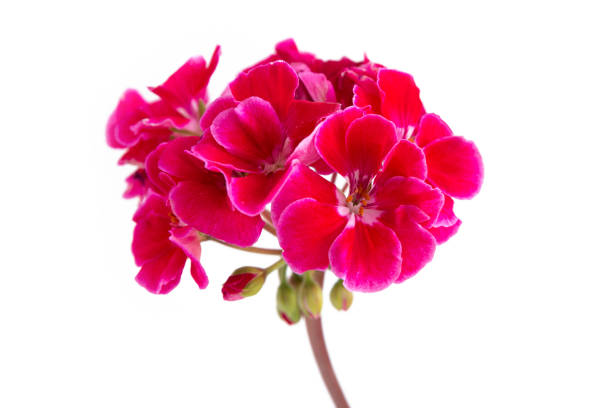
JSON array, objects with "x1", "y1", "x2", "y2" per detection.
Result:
[
  {"x1": 228, "y1": 169, "x2": 290, "y2": 216},
  {"x1": 211, "y1": 97, "x2": 283, "y2": 164},
  {"x1": 135, "y1": 248, "x2": 186, "y2": 294},
  {"x1": 345, "y1": 115, "x2": 398, "y2": 187},
  {"x1": 386, "y1": 206, "x2": 437, "y2": 282},
  {"x1": 433, "y1": 194, "x2": 458, "y2": 227},
  {"x1": 271, "y1": 162, "x2": 340, "y2": 225},
  {"x1": 415, "y1": 113, "x2": 453, "y2": 147},
  {"x1": 278, "y1": 198, "x2": 348, "y2": 273},
  {"x1": 169, "y1": 180, "x2": 264, "y2": 246},
  {"x1": 329, "y1": 219, "x2": 402, "y2": 292},
  {"x1": 299, "y1": 71, "x2": 336, "y2": 102},
  {"x1": 230, "y1": 61, "x2": 298, "y2": 119},
  {"x1": 284, "y1": 100, "x2": 340, "y2": 146},
  {"x1": 314, "y1": 107, "x2": 365, "y2": 176},
  {"x1": 132, "y1": 192, "x2": 168, "y2": 222},
  {"x1": 374, "y1": 176, "x2": 444, "y2": 226},
  {"x1": 199, "y1": 95, "x2": 237, "y2": 130},
  {"x1": 275, "y1": 38, "x2": 316, "y2": 66},
  {"x1": 132, "y1": 213, "x2": 173, "y2": 266},
  {"x1": 106, "y1": 89, "x2": 149, "y2": 148},
  {"x1": 429, "y1": 219, "x2": 462, "y2": 244},
  {"x1": 424, "y1": 136, "x2": 484, "y2": 199},
  {"x1": 377, "y1": 140, "x2": 427, "y2": 185},
  {"x1": 378, "y1": 69, "x2": 425, "y2": 139},
  {"x1": 149, "y1": 46, "x2": 220, "y2": 114},
  {"x1": 144, "y1": 143, "x2": 175, "y2": 195},
  {"x1": 157, "y1": 137, "x2": 203, "y2": 181},
  {"x1": 118, "y1": 130, "x2": 170, "y2": 166},
  {"x1": 191, "y1": 133, "x2": 260, "y2": 174},
  {"x1": 169, "y1": 226, "x2": 208, "y2": 289},
  {"x1": 351, "y1": 74, "x2": 381, "y2": 113},
  {"x1": 123, "y1": 169, "x2": 149, "y2": 199}
]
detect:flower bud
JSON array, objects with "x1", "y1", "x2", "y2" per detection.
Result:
[
  {"x1": 276, "y1": 281, "x2": 301, "y2": 325},
  {"x1": 288, "y1": 272, "x2": 303, "y2": 288},
  {"x1": 221, "y1": 266, "x2": 266, "y2": 301},
  {"x1": 298, "y1": 273, "x2": 323, "y2": 319},
  {"x1": 330, "y1": 279, "x2": 353, "y2": 311}
]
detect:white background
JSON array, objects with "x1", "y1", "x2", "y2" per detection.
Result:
[{"x1": 1, "y1": 1, "x2": 611, "y2": 407}]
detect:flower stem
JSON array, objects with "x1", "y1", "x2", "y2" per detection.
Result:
[
  {"x1": 205, "y1": 236, "x2": 282, "y2": 255},
  {"x1": 305, "y1": 271, "x2": 350, "y2": 408},
  {"x1": 305, "y1": 317, "x2": 350, "y2": 408}
]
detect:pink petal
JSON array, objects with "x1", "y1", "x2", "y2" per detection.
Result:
[
  {"x1": 271, "y1": 162, "x2": 340, "y2": 225},
  {"x1": 329, "y1": 218, "x2": 402, "y2": 292},
  {"x1": 135, "y1": 248, "x2": 186, "y2": 294},
  {"x1": 424, "y1": 136, "x2": 484, "y2": 199},
  {"x1": 314, "y1": 107, "x2": 366, "y2": 176},
  {"x1": 191, "y1": 133, "x2": 260, "y2": 174},
  {"x1": 132, "y1": 213, "x2": 173, "y2": 266},
  {"x1": 132, "y1": 192, "x2": 168, "y2": 222},
  {"x1": 429, "y1": 219, "x2": 462, "y2": 244},
  {"x1": 373, "y1": 176, "x2": 444, "y2": 227},
  {"x1": 377, "y1": 140, "x2": 427, "y2": 186},
  {"x1": 211, "y1": 97, "x2": 283, "y2": 164},
  {"x1": 345, "y1": 114, "x2": 398, "y2": 187},
  {"x1": 149, "y1": 46, "x2": 220, "y2": 114},
  {"x1": 352, "y1": 75, "x2": 381, "y2": 113},
  {"x1": 118, "y1": 130, "x2": 170, "y2": 166},
  {"x1": 157, "y1": 137, "x2": 203, "y2": 181},
  {"x1": 299, "y1": 71, "x2": 336, "y2": 102},
  {"x1": 106, "y1": 89, "x2": 149, "y2": 148},
  {"x1": 123, "y1": 169, "x2": 149, "y2": 200},
  {"x1": 378, "y1": 69, "x2": 425, "y2": 139},
  {"x1": 144, "y1": 142, "x2": 176, "y2": 196},
  {"x1": 284, "y1": 100, "x2": 340, "y2": 146},
  {"x1": 199, "y1": 95, "x2": 237, "y2": 130},
  {"x1": 278, "y1": 198, "x2": 348, "y2": 273},
  {"x1": 415, "y1": 113, "x2": 453, "y2": 147},
  {"x1": 169, "y1": 227, "x2": 208, "y2": 289},
  {"x1": 433, "y1": 194, "x2": 458, "y2": 227},
  {"x1": 228, "y1": 169, "x2": 290, "y2": 216},
  {"x1": 385, "y1": 206, "x2": 437, "y2": 282},
  {"x1": 230, "y1": 61, "x2": 298, "y2": 119},
  {"x1": 169, "y1": 180, "x2": 264, "y2": 246}
]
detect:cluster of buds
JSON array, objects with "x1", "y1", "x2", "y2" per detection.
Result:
[{"x1": 107, "y1": 39, "x2": 483, "y2": 324}]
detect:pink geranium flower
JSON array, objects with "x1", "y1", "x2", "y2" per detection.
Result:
[
  {"x1": 273, "y1": 108, "x2": 444, "y2": 292},
  {"x1": 145, "y1": 137, "x2": 264, "y2": 246},
  {"x1": 191, "y1": 61, "x2": 339, "y2": 215},
  {"x1": 132, "y1": 192, "x2": 207, "y2": 294}
]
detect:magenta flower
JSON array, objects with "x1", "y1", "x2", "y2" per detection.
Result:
[
  {"x1": 273, "y1": 108, "x2": 444, "y2": 292},
  {"x1": 191, "y1": 61, "x2": 339, "y2": 215},
  {"x1": 145, "y1": 136, "x2": 264, "y2": 246},
  {"x1": 131, "y1": 192, "x2": 207, "y2": 294}
]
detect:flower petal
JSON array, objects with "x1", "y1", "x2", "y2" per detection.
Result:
[
  {"x1": 433, "y1": 194, "x2": 458, "y2": 227},
  {"x1": 106, "y1": 89, "x2": 149, "y2": 148},
  {"x1": 135, "y1": 248, "x2": 186, "y2": 294},
  {"x1": 329, "y1": 218, "x2": 402, "y2": 292},
  {"x1": 169, "y1": 227, "x2": 208, "y2": 289},
  {"x1": 429, "y1": 219, "x2": 462, "y2": 244},
  {"x1": 271, "y1": 162, "x2": 340, "y2": 225},
  {"x1": 299, "y1": 71, "x2": 336, "y2": 102},
  {"x1": 414, "y1": 113, "x2": 453, "y2": 147},
  {"x1": 158, "y1": 136, "x2": 203, "y2": 181},
  {"x1": 228, "y1": 169, "x2": 290, "y2": 216},
  {"x1": 284, "y1": 100, "x2": 339, "y2": 146},
  {"x1": 200, "y1": 95, "x2": 237, "y2": 130},
  {"x1": 314, "y1": 107, "x2": 365, "y2": 176},
  {"x1": 211, "y1": 97, "x2": 283, "y2": 164},
  {"x1": 278, "y1": 198, "x2": 348, "y2": 273},
  {"x1": 373, "y1": 176, "x2": 444, "y2": 227},
  {"x1": 170, "y1": 180, "x2": 264, "y2": 246},
  {"x1": 378, "y1": 69, "x2": 425, "y2": 139},
  {"x1": 424, "y1": 136, "x2": 484, "y2": 199},
  {"x1": 230, "y1": 61, "x2": 298, "y2": 119},
  {"x1": 345, "y1": 114, "x2": 398, "y2": 188},
  {"x1": 191, "y1": 131, "x2": 260, "y2": 174},
  {"x1": 149, "y1": 46, "x2": 220, "y2": 114},
  {"x1": 377, "y1": 140, "x2": 427, "y2": 185}
]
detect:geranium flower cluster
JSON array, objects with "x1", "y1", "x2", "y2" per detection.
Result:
[{"x1": 107, "y1": 39, "x2": 483, "y2": 319}]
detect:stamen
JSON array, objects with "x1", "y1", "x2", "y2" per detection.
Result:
[{"x1": 358, "y1": 207, "x2": 364, "y2": 216}]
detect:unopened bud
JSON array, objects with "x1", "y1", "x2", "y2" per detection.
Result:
[
  {"x1": 221, "y1": 266, "x2": 266, "y2": 301},
  {"x1": 288, "y1": 273, "x2": 303, "y2": 288},
  {"x1": 298, "y1": 273, "x2": 323, "y2": 319},
  {"x1": 330, "y1": 279, "x2": 353, "y2": 311},
  {"x1": 276, "y1": 281, "x2": 301, "y2": 325}
]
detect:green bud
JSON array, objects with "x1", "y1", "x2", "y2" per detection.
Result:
[
  {"x1": 330, "y1": 279, "x2": 353, "y2": 311},
  {"x1": 222, "y1": 266, "x2": 266, "y2": 301},
  {"x1": 298, "y1": 272, "x2": 323, "y2": 319},
  {"x1": 276, "y1": 281, "x2": 301, "y2": 325}
]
